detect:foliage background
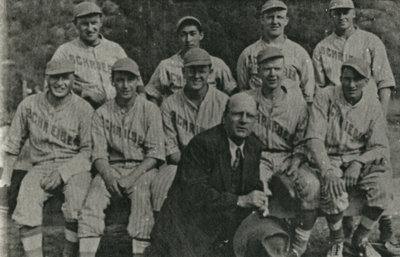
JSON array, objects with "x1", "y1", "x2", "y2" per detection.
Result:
[{"x1": 3, "y1": 0, "x2": 400, "y2": 116}]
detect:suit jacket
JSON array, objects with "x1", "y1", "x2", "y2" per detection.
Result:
[{"x1": 147, "y1": 124, "x2": 264, "y2": 257}]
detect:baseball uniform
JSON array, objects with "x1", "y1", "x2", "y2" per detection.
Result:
[
  {"x1": 151, "y1": 86, "x2": 229, "y2": 211},
  {"x1": 312, "y1": 28, "x2": 395, "y2": 96},
  {"x1": 305, "y1": 86, "x2": 392, "y2": 214},
  {"x1": 78, "y1": 95, "x2": 165, "y2": 251},
  {"x1": 5, "y1": 91, "x2": 93, "y2": 228},
  {"x1": 237, "y1": 38, "x2": 315, "y2": 103},
  {"x1": 145, "y1": 52, "x2": 237, "y2": 103},
  {"x1": 51, "y1": 36, "x2": 143, "y2": 106},
  {"x1": 246, "y1": 84, "x2": 320, "y2": 210}
]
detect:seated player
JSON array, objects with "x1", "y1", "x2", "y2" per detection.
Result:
[
  {"x1": 78, "y1": 58, "x2": 165, "y2": 257},
  {"x1": 246, "y1": 47, "x2": 320, "y2": 257},
  {"x1": 306, "y1": 58, "x2": 393, "y2": 257},
  {"x1": 1, "y1": 59, "x2": 93, "y2": 257}
]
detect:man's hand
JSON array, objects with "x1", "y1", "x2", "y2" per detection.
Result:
[
  {"x1": 344, "y1": 161, "x2": 362, "y2": 189},
  {"x1": 237, "y1": 190, "x2": 268, "y2": 208},
  {"x1": 103, "y1": 171, "x2": 123, "y2": 197},
  {"x1": 40, "y1": 170, "x2": 62, "y2": 191},
  {"x1": 323, "y1": 171, "x2": 345, "y2": 199},
  {"x1": 0, "y1": 178, "x2": 11, "y2": 188}
]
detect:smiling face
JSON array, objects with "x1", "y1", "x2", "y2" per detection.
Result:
[
  {"x1": 75, "y1": 14, "x2": 102, "y2": 46},
  {"x1": 330, "y1": 8, "x2": 355, "y2": 31},
  {"x1": 340, "y1": 66, "x2": 368, "y2": 104},
  {"x1": 258, "y1": 57, "x2": 285, "y2": 91},
  {"x1": 113, "y1": 71, "x2": 139, "y2": 101},
  {"x1": 260, "y1": 9, "x2": 288, "y2": 39},
  {"x1": 183, "y1": 65, "x2": 211, "y2": 92},
  {"x1": 47, "y1": 73, "x2": 74, "y2": 99},
  {"x1": 178, "y1": 25, "x2": 204, "y2": 53}
]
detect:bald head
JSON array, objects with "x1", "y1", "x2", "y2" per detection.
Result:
[{"x1": 224, "y1": 93, "x2": 258, "y2": 144}]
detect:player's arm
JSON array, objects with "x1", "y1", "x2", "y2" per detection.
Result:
[
  {"x1": 236, "y1": 50, "x2": 250, "y2": 91},
  {"x1": 214, "y1": 59, "x2": 238, "y2": 95},
  {"x1": 312, "y1": 45, "x2": 327, "y2": 89},
  {"x1": 161, "y1": 101, "x2": 181, "y2": 165},
  {"x1": 299, "y1": 50, "x2": 316, "y2": 103},
  {"x1": 378, "y1": 88, "x2": 391, "y2": 116},
  {"x1": 144, "y1": 63, "x2": 164, "y2": 104}
]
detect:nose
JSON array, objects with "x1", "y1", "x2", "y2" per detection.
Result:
[
  {"x1": 87, "y1": 23, "x2": 95, "y2": 32},
  {"x1": 239, "y1": 113, "x2": 250, "y2": 123},
  {"x1": 349, "y1": 80, "x2": 357, "y2": 89},
  {"x1": 272, "y1": 16, "x2": 278, "y2": 24},
  {"x1": 56, "y1": 77, "x2": 64, "y2": 85}
]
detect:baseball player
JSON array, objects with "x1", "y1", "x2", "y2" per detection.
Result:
[
  {"x1": 312, "y1": 0, "x2": 397, "y2": 251},
  {"x1": 0, "y1": 59, "x2": 93, "y2": 257},
  {"x1": 78, "y1": 58, "x2": 165, "y2": 257},
  {"x1": 236, "y1": 0, "x2": 315, "y2": 103},
  {"x1": 150, "y1": 48, "x2": 229, "y2": 213},
  {"x1": 245, "y1": 47, "x2": 320, "y2": 257},
  {"x1": 306, "y1": 58, "x2": 392, "y2": 257},
  {"x1": 51, "y1": 1, "x2": 142, "y2": 109},
  {"x1": 143, "y1": 16, "x2": 237, "y2": 105}
]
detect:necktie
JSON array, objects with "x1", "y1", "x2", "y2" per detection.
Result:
[{"x1": 232, "y1": 147, "x2": 243, "y2": 170}]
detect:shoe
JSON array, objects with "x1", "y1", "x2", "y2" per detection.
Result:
[
  {"x1": 356, "y1": 240, "x2": 381, "y2": 257},
  {"x1": 326, "y1": 241, "x2": 344, "y2": 257},
  {"x1": 371, "y1": 241, "x2": 400, "y2": 257}
]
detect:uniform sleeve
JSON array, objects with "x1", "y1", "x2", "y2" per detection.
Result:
[
  {"x1": 178, "y1": 136, "x2": 238, "y2": 211},
  {"x1": 357, "y1": 107, "x2": 390, "y2": 164},
  {"x1": 305, "y1": 90, "x2": 330, "y2": 141},
  {"x1": 298, "y1": 50, "x2": 315, "y2": 103},
  {"x1": 50, "y1": 45, "x2": 69, "y2": 61},
  {"x1": 91, "y1": 110, "x2": 109, "y2": 162},
  {"x1": 161, "y1": 101, "x2": 180, "y2": 156},
  {"x1": 57, "y1": 104, "x2": 94, "y2": 182},
  {"x1": 293, "y1": 104, "x2": 309, "y2": 155},
  {"x1": 145, "y1": 63, "x2": 164, "y2": 100},
  {"x1": 370, "y1": 37, "x2": 396, "y2": 90},
  {"x1": 213, "y1": 59, "x2": 237, "y2": 95},
  {"x1": 144, "y1": 104, "x2": 166, "y2": 161},
  {"x1": 312, "y1": 45, "x2": 327, "y2": 89},
  {"x1": 5, "y1": 101, "x2": 29, "y2": 155},
  {"x1": 236, "y1": 49, "x2": 250, "y2": 91}
]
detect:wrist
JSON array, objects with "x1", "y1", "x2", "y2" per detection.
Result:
[
  {"x1": 237, "y1": 196, "x2": 244, "y2": 208},
  {"x1": 351, "y1": 160, "x2": 363, "y2": 168}
]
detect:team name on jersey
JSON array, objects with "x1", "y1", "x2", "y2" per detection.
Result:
[
  {"x1": 256, "y1": 112, "x2": 294, "y2": 143},
  {"x1": 247, "y1": 55, "x2": 297, "y2": 81},
  {"x1": 25, "y1": 108, "x2": 80, "y2": 146},
  {"x1": 171, "y1": 111, "x2": 206, "y2": 135},
  {"x1": 318, "y1": 46, "x2": 355, "y2": 62},
  {"x1": 329, "y1": 103, "x2": 372, "y2": 141},
  {"x1": 68, "y1": 54, "x2": 112, "y2": 73},
  {"x1": 103, "y1": 118, "x2": 144, "y2": 145}
]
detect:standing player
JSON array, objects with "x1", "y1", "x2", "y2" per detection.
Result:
[
  {"x1": 236, "y1": 0, "x2": 315, "y2": 103},
  {"x1": 306, "y1": 58, "x2": 392, "y2": 257},
  {"x1": 0, "y1": 59, "x2": 93, "y2": 257},
  {"x1": 312, "y1": 0, "x2": 397, "y2": 250},
  {"x1": 51, "y1": 1, "x2": 140, "y2": 109},
  {"x1": 150, "y1": 48, "x2": 229, "y2": 213},
  {"x1": 246, "y1": 47, "x2": 320, "y2": 257},
  {"x1": 144, "y1": 16, "x2": 237, "y2": 105},
  {"x1": 78, "y1": 58, "x2": 165, "y2": 257}
]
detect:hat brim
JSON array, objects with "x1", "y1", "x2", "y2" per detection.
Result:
[
  {"x1": 184, "y1": 60, "x2": 212, "y2": 67},
  {"x1": 342, "y1": 64, "x2": 368, "y2": 79},
  {"x1": 329, "y1": 6, "x2": 354, "y2": 9},
  {"x1": 261, "y1": 6, "x2": 287, "y2": 13},
  {"x1": 46, "y1": 69, "x2": 74, "y2": 75},
  {"x1": 258, "y1": 54, "x2": 284, "y2": 65},
  {"x1": 112, "y1": 68, "x2": 140, "y2": 77}
]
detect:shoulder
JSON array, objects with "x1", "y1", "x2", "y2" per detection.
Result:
[
  {"x1": 101, "y1": 37, "x2": 123, "y2": 48},
  {"x1": 95, "y1": 100, "x2": 114, "y2": 116},
  {"x1": 139, "y1": 95, "x2": 161, "y2": 113},
  {"x1": 161, "y1": 91, "x2": 182, "y2": 110},
  {"x1": 314, "y1": 86, "x2": 337, "y2": 103},
  {"x1": 56, "y1": 38, "x2": 80, "y2": 50},
  {"x1": 190, "y1": 125, "x2": 224, "y2": 147},
  {"x1": 285, "y1": 39, "x2": 309, "y2": 56},
  {"x1": 209, "y1": 87, "x2": 229, "y2": 106},
  {"x1": 247, "y1": 133, "x2": 264, "y2": 152},
  {"x1": 240, "y1": 40, "x2": 261, "y2": 55},
  {"x1": 285, "y1": 84, "x2": 307, "y2": 106},
  {"x1": 210, "y1": 55, "x2": 228, "y2": 68},
  {"x1": 244, "y1": 88, "x2": 259, "y2": 99}
]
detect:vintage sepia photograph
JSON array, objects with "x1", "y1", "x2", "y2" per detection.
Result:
[{"x1": 0, "y1": 0, "x2": 399, "y2": 256}]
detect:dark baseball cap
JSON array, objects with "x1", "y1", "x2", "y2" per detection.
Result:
[
  {"x1": 257, "y1": 47, "x2": 284, "y2": 65},
  {"x1": 176, "y1": 16, "x2": 202, "y2": 32},
  {"x1": 342, "y1": 57, "x2": 370, "y2": 79},
  {"x1": 261, "y1": 0, "x2": 287, "y2": 13},
  {"x1": 46, "y1": 59, "x2": 75, "y2": 75},
  {"x1": 112, "y1": 58, "x2": 141, "y2": 77},
  {"x1": 183, "y1": 48, "x2": 211, "y2": 67},
  {"x1": 329, "y1": 0, "x2": 354, "y2": 10},
  {"x1": 73, "y1": 1, "x2": 102, "y2": 20}
]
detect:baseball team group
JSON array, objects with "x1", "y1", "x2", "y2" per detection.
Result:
[{"x1": 1, "y1": 0, "x2": 398, "y2": 256}]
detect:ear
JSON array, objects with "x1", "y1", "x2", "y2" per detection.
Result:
[{"x1": 199, "y1": 31, "x2": 204, "y2": 41}]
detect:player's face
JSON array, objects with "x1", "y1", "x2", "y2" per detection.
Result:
[
  {"x1": 340, "y1": 67, "x2": 367, "y2": 103},
  {"x1": 330, "y1": 8, "x2": 355, "y2": 31},
  {"x1": 178, "y1": 25, "x2": 204, "y2": 51},
  {"x1": 260, "y1": 9, "x2": 288, "y2": 39},
  {"x1": 75, "y1": 14, "x2": 102, "y2": 46},
  {"x1": 225, "y1": 99, "x2": 257, "y2": 140},
  {"x1": 113, "y1": 71, "x2": 139, "y2": 100},
  {"x1": 258, "y1": 57, "x2": 284, "y2": 90},
  {"x1": 47, "y1": 73, "x2": 74, "y2": 99},
  {"x1": 183, "y1": 65, "x2": 211, "y2": 91}
]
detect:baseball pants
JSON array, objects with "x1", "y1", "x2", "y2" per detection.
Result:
[
  {"x1": 317, "y1": 157, "x2": 393, "y2": 215},
  {"x1": 78, "y1": 162, "x2": 157, "y2": 240},
  {"x1": 12, "y1": 162, "x2": 92, "y2": 227},
  {"x1": 150, "y1": 164, "x2": 177, "y2": 212},
  {"x1": 260, "y1": 152, "x2": 320, "y2": 210}
]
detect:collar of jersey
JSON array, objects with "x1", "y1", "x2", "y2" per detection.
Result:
[
  {"x1": 182, "y1": 85, "x2": 211, "y2": 111},
  {"x1": 78, "y1": 34, "x2": 104, "y2": 48}
]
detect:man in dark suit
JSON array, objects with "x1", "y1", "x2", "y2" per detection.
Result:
[{"x1": 145, "y1": 92, "x2": 268, "y2": 257}]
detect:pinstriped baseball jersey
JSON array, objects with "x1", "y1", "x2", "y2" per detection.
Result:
[
  {"x1": 51, "y1": 36, "x2": 142, "y2": 101},
  {"x1": 305, "y1": 86, "x2": 389, "y2": 164},
  {"x1": 145, "y1": 52, "x2": 237, "y2": 100},
  {"x1": 91, "y1": 95, "x2": 165, "y2": 163},
  {"x1": 161, "y1": 86, "x2": 228, "y2": 156},
  {"x1": 5, "y1": 91, "x2": 93, "y2": 182},
  {"x1": 312, "y1": 28, "x2": 395, "y2": 95},
  {"x1": 246, "y1": 84, "x2": 308, "y2": 153},
  {"x1": 237, "y1": 38, "x2": 315, "y2": 103}
]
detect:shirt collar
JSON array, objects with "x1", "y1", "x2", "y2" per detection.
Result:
[{"x1": 228, "y1": 137, "x2": 245, "y2": 160}]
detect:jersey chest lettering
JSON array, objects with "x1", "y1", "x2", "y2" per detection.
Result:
[
  {"x1": 171, "y1": 111, "x2": 206, "y2": 135},
  {"x1": 69, "y1": 54, "x2": 111, "y2": 74},
  {"x1": 319, "y1": 46, "x2": 354, "y2": 62},
  {"x1": 103, "y1": 118, "x2": 144, "y2": 145},
  {"x1": 256, "y1": 112, "x2": 292, "y2": 143}
]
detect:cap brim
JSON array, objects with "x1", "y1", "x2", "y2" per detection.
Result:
[
  {"x1": 258, "y1": 54, "x2": 284, "y2": 64},
  {"x1": 112, "y1": 68, "x2": 140, "y2": 77},
  {"x1": 46, "y1": 69, "x2": 74, "y2": 75},
  {"x1": 184, "y1": 60, "x2": 212, "y2": 67},
  {"x1": 342, "y1": 64, "x2": 368, "y2": 78},
  {"x1": 329, "y1": 6, "x2": 354, "y2": 9}
]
